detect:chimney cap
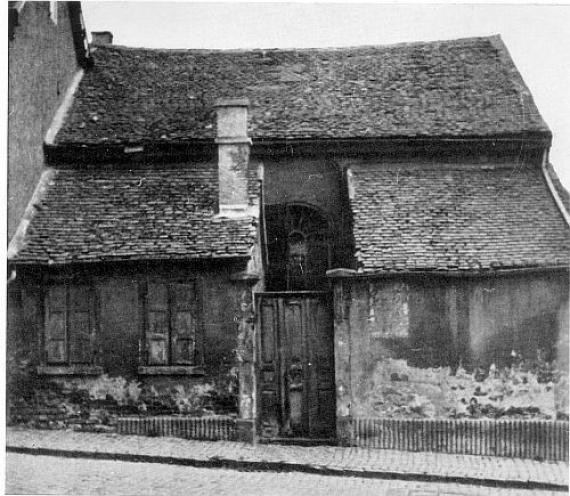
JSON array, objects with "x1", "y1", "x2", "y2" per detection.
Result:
[
  {"x1": 91, "y1": 31, "x2": 113, "y2": 46},
  {"x1": 214, "y1": 97, "x2": 250, "y2": 108}
]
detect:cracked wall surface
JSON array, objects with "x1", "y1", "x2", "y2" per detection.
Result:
[{"x1": 334, "y1": 272, "x2": 569, "y2": 424}]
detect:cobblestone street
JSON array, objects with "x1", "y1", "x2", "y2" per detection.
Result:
[
  {"x1": 5, "y1": 453, "x2": 565, "y2": 496},
  {"x1": 7, "y1": 427, "x2": 568, "y2": 489}
]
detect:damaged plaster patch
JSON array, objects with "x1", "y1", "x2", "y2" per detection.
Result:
[{"x1": 356, "y1": 358, "x2": 561, "y2": 420}]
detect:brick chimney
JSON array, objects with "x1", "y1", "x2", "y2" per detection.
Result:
[
  {"x1": 91, "y1": 31, "x2": 113, "y2": 46},
  {"x1": 215, "y1": 98, "x2": 252, "y2": 217}
]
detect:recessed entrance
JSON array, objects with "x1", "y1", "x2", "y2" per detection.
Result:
[
  {"x1": 257, "y1": 292, "x2": 336, "y2": 440},
  {"x1": 264, "y1": 204, "x2": 333, "y2": 292}
]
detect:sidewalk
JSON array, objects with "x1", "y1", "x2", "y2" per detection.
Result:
[{"x1": 6, "y1": 427, "x2": 568, "y2": 491}]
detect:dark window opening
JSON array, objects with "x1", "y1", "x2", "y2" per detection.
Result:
[
  {"x1": 265, "y1": 204, "x2": 333, "y2": 291},
  {"x1": 144, "y1": 280, "x2": 200, "y2": 366},
  {"x1": 44, "y1": 284, "x2": 94, "y2": 365}
]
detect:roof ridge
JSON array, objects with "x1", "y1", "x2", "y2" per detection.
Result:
[
  {"x1": 90, "y1": 34, "x2": 502, "y2": 54},
  {"x1": 62, "y1": 33, "x2": 550, "y2": 145}
]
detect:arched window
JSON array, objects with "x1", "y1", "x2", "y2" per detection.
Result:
[{"x1": 265, "y1": 204, "x2": 332, "y2": 291}]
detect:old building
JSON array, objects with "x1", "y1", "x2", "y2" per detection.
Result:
[
  {"x1": 7, "y1": 34, "x2": 569, "y2": 451},
  {"x1": 7, "y1": 0, "x2": 91, "y2": 425},
  {"x1": 8, "y1": 1, "x2": 91, "y2": 242}
]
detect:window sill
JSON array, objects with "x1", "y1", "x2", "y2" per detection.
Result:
[
  {"x1": 138, "y1": 366, "x2": 205, "y2": 376},
  {"x1": 37, "y1": 365, "x2": 104, "y2": 376}
]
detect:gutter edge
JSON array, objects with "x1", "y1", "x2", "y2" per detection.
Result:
[{"x1": 541, "y1": 150, "x2": 570, "y2": 228}]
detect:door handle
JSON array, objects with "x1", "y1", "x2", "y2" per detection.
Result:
[{"x1": 288, "y1": 363, "x2": 303, "y2": 391}]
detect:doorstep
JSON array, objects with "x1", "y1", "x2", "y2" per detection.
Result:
[{"x1": 259, "y1": 437, "x2": 337, "y2": 447}]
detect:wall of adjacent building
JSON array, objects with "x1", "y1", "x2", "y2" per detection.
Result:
[
  {"x1": 8, "y1": 2, "x2": 80, "y2": 241},
  {"x1": 333, "y1": 271, "x2": 569, "y2": 424}
]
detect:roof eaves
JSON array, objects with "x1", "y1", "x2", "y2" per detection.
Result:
[
  {"x1": 12, "y1": 253, "x2": 254, "y2": 267},
  {"x1": 327, "y1": 265, "x2": 570, "y2": 279},
  {"x1": 47, "y1": 133, "x2": 552, "y2": 165}
]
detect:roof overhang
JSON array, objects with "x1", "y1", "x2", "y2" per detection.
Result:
[
  {"x1": 46, "y1": 133, "x2": 552, "y2": 165},
  {"x1": 11, "y1": 254, "x2": 253, "y2": 268},
  {"x1": 327, "y1": 265, "x2": 570, "y2": 280}
]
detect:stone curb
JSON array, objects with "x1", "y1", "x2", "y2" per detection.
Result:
[{"x1": 7, "y1": 445, "x2": 569, "y2": 492}]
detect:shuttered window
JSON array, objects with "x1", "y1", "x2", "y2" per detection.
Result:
[
  {"x1": 145, "y1": 281, "x2": 198, "y2": 366},
  {"x1": 45, "y1": 284, "x2": 93, "y2": 365}
]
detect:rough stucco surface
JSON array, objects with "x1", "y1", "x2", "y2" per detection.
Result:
[
  {"x1": 7, "y1": 261, "x2": 256, "y2": 425},
  {"x1": 56, "y1": 36, "x2": 548, "y2": 145},
  {"x1": 8, "y1": 2, "x2": 79, "y2": 240},
  {"x1": 335, "y1": 274, "x2": 569, "y2": 420}
]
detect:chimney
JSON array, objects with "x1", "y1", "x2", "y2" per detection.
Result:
[
  {"x1": 214, "y1": 98, "x2": 252, "y2": 217},
  {"x1": 91, "y1": 31, "x2": 113, "y2": 46}
]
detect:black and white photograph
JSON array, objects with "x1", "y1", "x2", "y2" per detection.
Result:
[{"x1": 5, "y1": 1, "x2": 570, "y2": 494}]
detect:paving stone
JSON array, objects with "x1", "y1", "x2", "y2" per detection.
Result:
[
  {"x1": 6, "y1": 427, "x2": 568, "y2": 488},
  {"x1": 7, "y1": 453, "x2": 562, "y2": 496}
]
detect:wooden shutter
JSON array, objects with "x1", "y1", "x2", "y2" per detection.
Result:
[
  {"x1": 68, "y1": 285, "x2": 92, "y2": 364},
  {"x1": 146, "y1": 282, "x2": 169, "y2": 365},
  {"x1": 258, "y1": 298, "x2": 280, "y2": 437},
  {"x1": 171, "y1": 282, "x2": 196, "y2": 365},
  {"x1": 45, "y1": 285, "x2": 67, "y2": 364}
]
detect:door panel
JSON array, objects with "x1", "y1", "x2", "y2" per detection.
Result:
[
  {"x1": 258, "y1": 300, "x2": 280, "y2": 437},
  {"x1": 309, "y1": 298, "x2": 336, "y2": 436},
  {"x1": 257, "y1": 292, "x2": 335, "y2": 439},
  {"x1": 284, "y1": 300, "x2": 306, "y2": 436}
]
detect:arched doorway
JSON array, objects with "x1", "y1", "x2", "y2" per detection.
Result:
[
  {"x1": 264, "y1": 203, "x2": 333, "y2": 291},
  {"x1": 260, "y1": 203, "x2": 336, "y2": 440}
]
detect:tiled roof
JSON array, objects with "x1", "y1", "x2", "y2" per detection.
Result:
[
  {"x1": 349, "y1": 163, "x2": 570, "y2": 272},
  {"x1": 13, "y1": 166, "x2": 258, "y2": 265},
  {"x1": 56, "y1": 36, "x2": 548, "y2": 145}
]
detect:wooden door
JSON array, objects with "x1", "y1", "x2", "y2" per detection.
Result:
[{"x1": 257, "y1": 292, "x2": 336, "y2": 439}]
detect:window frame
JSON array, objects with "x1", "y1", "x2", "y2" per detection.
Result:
[
  {"x1": 139, "y1": 277, "x2": 204, "y2": 375},
  {"x1": 264, "y1": 202, "x2": 334, "y2": 291},
  {"x1": 39, "y1": 279, "x2": 102, "y2": 376}
]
